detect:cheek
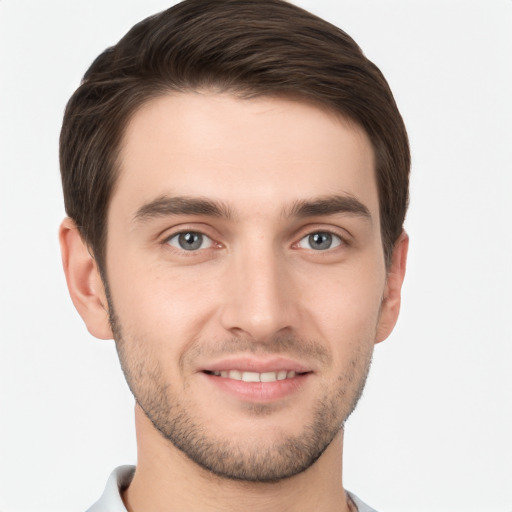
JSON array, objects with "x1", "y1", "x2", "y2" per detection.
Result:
[
  {"x1": 297, "y1": 258, "x2": 386, "y2": 348},
  {"x1": 107, "y1": 257, "x2": 221, "y2": 346}
]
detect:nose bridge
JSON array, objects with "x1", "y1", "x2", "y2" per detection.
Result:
[{"x1": 220, "y1": 235, "x2": 297, "y2": 341}]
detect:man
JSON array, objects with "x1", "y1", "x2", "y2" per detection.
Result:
[{"x1": 59, "y1": 0, "x2": 409, "y2": 510}]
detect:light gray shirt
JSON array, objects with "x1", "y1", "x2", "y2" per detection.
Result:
[{"x1": 87, "y1": 465, "x2": 378, "y2": 512}]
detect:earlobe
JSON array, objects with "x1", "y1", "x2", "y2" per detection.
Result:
[
  {"x1": 375, "y1": 230, "x2": 409, "y2": 343},
  {"x1": 59, "y1": 218, "x2": 113, "y2": 340}
]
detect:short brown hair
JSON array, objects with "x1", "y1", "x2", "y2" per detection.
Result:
[{"x1": 60, "y1": 0, "x2": 409, "y2": 271}]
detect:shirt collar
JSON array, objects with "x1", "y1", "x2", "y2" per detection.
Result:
[{"x1": 86, "y1": 465, "x2": 135, "y2": 512}]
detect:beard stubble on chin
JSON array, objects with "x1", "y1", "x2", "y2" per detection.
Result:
[{"x1": 106, "y1": 290, "x2": 374, "y2": 483}]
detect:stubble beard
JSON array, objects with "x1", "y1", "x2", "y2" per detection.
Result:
[{"x1": 107, "y1": 293, "x2": 374, "y2": 483}]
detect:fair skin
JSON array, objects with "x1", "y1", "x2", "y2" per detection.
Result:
[{"x1": 60, "y1": 92, "x2": 408, "y2": 512}]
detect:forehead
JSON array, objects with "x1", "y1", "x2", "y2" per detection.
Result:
[{"x1": 113, "y1": 92, "x2": 378, "y2": 220}]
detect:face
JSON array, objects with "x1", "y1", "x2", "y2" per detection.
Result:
[{"x1": 104, "y1": 92, "x2": 393, "y2": 481}]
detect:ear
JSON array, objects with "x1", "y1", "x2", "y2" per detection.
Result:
[
  {"x1": 375, "y1": 230, "x2": 409, "y2": 343},
  {"x1": 59, "y1": 217, "x2": 113, "y2": 340}
]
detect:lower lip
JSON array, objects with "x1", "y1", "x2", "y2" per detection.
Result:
[{"x1": 200, "y1": 372, "x2": 310, "y2": 402}]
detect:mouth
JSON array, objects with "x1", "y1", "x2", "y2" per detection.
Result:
[
  {"x1": 203, "y1": 369, "x2": 304, "y2": 383},
  {"x1": 199, "y1": 359, "x2": 313, "y2": 402}
]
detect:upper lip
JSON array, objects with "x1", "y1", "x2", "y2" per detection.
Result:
[{"x1": 200, "y1": 356, "x2": 313, "y2": 374}]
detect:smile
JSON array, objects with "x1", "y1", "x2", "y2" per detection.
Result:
[{"x1": 205, "y1": 370, "x2": 299, "y2": 382}]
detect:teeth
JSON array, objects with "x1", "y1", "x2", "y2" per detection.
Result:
[
  {"x1": 210, "y1": 370, "x2": 299, "y2": 382},
  {"x1": 242, "y1": 371, "x2": 260, "y2": 382},
  {"x1": 230, "y1": 370, "x2": 242, "y2": 380},
  {"x1": 260, "y1": 371, "x2": 278, "y2": 382}
]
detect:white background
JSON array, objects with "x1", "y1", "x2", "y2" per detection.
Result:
[{"x1": 1, "y1": 1, "x2": 511, "y2": 511}]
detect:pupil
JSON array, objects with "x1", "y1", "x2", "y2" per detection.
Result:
[
  {"x1": 310, "y1": 232, "x2": 332, "y2": 250},
  {"x1": 179, "y1": 232, "x2": 202, "y2": 250}
]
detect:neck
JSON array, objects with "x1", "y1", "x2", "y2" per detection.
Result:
[{"x1": 123, "y1": 405, "x2": 353, "y2": 512}]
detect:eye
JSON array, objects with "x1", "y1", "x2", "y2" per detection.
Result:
[
  {"x1": 297, "y1": 231, "x2": 343, "y2": 251},
  {"x1": 166, "y1": 231, "x2": 213, "y2": 251}
]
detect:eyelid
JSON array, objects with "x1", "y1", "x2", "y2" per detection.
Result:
[
  {"x1": 296, "y1": 231, "x2": 344, "y2": 251},
  {"x1": 158, "y1": 223, "x2": 351, "y2": 254},
  {"x1": 292, "y1": 224, "x2": 352, "y2": 247},
  {"x1": 166, "y1": 231, "x2": 213, "y2": 250},
  {"x1": 160, "y1": 224, "x2": 223, "y2": 254},
  {"x1": 159, "y1": 223, "x2": 218, "y2": 241}
]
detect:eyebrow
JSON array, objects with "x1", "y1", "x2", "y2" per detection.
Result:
[
  {"x1": 132, "y1": 193, "x2": 371, "y2": 224},
  {"x1": 133, "y1": 195, "x2": 234, "y2": 223},
  {"x1": 285, "y1": 194, "x2": 371, "y2": 220}
]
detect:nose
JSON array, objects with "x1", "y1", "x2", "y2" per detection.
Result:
[{"x1": 219, "y1": 241, "x2": 300, "y2": 343}]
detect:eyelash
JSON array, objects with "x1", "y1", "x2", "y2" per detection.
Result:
[
  {"x1": 163, "y1": 229, "x2": 220, "y2": 257},
  {"x1": 295, "y1": 231, "x2": 345, "y2": 251},
  {"x1": 162, "y1": 227, "x2": 349, "y2": 255}
]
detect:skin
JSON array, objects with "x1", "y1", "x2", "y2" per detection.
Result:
[{"x1": 60, "y1": 92, "x2": 408, "y2": 512}]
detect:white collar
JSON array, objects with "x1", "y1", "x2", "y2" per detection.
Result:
[{"x1": 86, "y1": 465, "x2": 134, "y2": 512}]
